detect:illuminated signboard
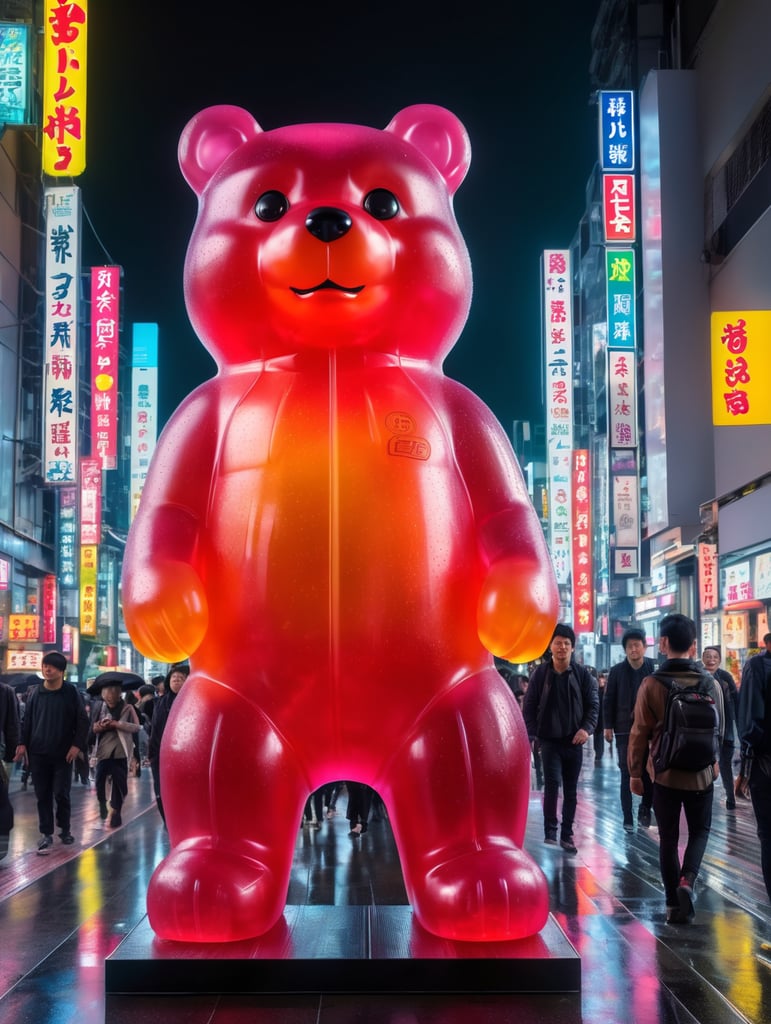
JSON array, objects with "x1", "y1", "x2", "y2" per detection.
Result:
[
  {"x1": 711, "y1": 311, "x2": 771, "y2": 425},
  {"x1": 8, "y1": 613, "x2": 40, "y2": 642},
  {"x1": 599, "y1": 90, "x2": 635, "y2": 172},
  {"x1": 612, "y1": 473, "x2": 639, "y2": 576},
  {"x1": 90, "y1": 266, "x2": 120, "y2": 468},
  {"x1": 0, "y1": 21, "x2": 31, "y2": 125},
  {"x1": 43, "y1": 186, "x2": 80, "y2": 484},
  {"x1": 606, "y1": 248, "x2": 636, "y2": 349},
  {"x1": 698, "y1": 542, "x2": 719, "y2": 613},
  {"x1": 603, "y1": 174, "x2": 636, "y2": 242},
  {"x1": 80, "y1": 457, "x2": 101, "y2": 546},
  {"x1": 608, "y1": 349, "x2": 637, "y2": 448},
  {"x1": 42, "y1": 575, "x2": 57, "y2": 644},
  {"x1": 80, "y1": 543, "x2": 97, "y2": 636},
  {"x1": 129, "y1": 323, "x2": 159, "y2": 523},
  {"x1": 6, "y1": 649, "x2": 43, "y2": 672},
  {"x1": 542, "y1": 249, "x2": 573, "y2": 585},
  {"x1": 722, "y1": 560, "x2": 752, "y2": 605},
  {"x1": 43, "y1": 0, "x2": 87, "y2": 175},
  {"x1": 572, "y1": 450, "x2": 594, "y2": 632},
  {"x1": 755, "y1": 552, "x2": 771, "y2": 601},
  {"x1": 58, "y1": 487, "x2": 78, "y2": 588}
]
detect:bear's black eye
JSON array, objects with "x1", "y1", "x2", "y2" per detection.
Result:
[
  {"x1": 363, "y1": 188, "x2": 399, "y2": 221},
  {"x1": 255, "y1": 190, "x2": 289, "y2": 222}
]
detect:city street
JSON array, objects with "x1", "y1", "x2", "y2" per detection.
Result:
[{"x1": 0, "y1": 747, "x2": 769, "y2": 1022}]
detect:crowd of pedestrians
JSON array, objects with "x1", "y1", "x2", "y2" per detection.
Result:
[
  {"x1": 517, "y1": 613, "x2": 771, "y2": 928},
  {"x1": 0, "y1": 622, "x2": 769, "y2": 937}
]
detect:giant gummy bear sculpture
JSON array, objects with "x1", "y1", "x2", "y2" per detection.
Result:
[{"x1": 121, "y1": 103, "x2": 559, "y2": 944}]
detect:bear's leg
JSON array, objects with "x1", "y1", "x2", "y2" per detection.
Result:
[
  {"x1": 147, "y1": 676, "x2": 308, "y2": 942},
  {"x1": 383, "y1": 669, "x2": 549, "y2": 942}
]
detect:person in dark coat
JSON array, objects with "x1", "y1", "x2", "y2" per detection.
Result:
[
  {"x1": 523, "y1": 624, "x2": 599, "y2": 855},
  {"x1": 593, "y1": 669, "x2": 607, "y2": 763},
  {"x1": 701, "y1": 646, "x2": 739, "y2": 809},
  {"x1": 629, "y1": 614, "x2": 724, "y2": 925},
  {"x1": 0, "y1": 680, "x2": 20, "y2": 859},
  {"x1": 148, "y1": 663, "x2": 190, "y2": 825},
  {"x1": 737, "y1": 632, "x2": 771, "y2": 903},
  {"x1": 604, "y1": 627, "x2": 656, "y2": 830},
  {"x1": 14, "y1": 652, "x2": 89, "y2": 853}
]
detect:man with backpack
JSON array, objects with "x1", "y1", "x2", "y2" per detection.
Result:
[
  {"x1": 628, "y1": 613, "x2": 724, "y2": 924},
  {"x1": 523, "y1": 623, "x2": 599, "y2": 855}
]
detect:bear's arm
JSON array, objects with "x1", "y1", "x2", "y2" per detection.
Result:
[
  {"x1": 440, "y1": 378, "x2": 558, "y2": 662},
  {"x1": 121, "y1": 381, "x2": 226, "y2": 662},
  {"x1": 127, "y1": 383, "x2": 222, "y2": 564}
]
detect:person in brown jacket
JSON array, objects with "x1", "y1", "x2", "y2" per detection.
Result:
[{"x1": 628, "y1": 613, "x2": 724, "y2": 924}]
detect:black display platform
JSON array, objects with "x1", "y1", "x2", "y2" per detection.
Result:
[{"x1": 106, "y1": 907, "x2": 580, "y2": 995}]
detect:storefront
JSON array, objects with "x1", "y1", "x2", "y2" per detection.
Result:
[{"x1": 714, "y1": 544, "x2": 771, "y2": 684}]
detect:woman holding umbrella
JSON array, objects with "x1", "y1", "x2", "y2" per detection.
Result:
[{"x1": 87, "y1": 671, "x2": 142, "y2": 827}]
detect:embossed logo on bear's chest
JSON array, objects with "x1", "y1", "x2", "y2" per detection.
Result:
[{"x1": 385, "y1": 411, "x2": 431, "y2": 461}]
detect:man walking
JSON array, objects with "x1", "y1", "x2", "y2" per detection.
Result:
[
  {"x1": 604, "y1": 627, "x2": 656, "y2": 830},
  {"x1": 737, "y1": 631, "x2": 771, "y2": 903},
  {"x1": 15, "y1": 652, "x2": 89, "y2": 853},
  {"x1": 0, "y1": 679, "x2": 19, "y2": 859},
  {"x1": 628, "y1": 614, "x2": 724, "y2": 924},
  {"x1": 701, "y1": 645, "x2": 739, "y2": 809},
  {"x1": 523, "y1": 624, "x2": 599, "y2": 855}
]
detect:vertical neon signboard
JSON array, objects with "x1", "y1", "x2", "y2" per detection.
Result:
[
  {"x1": 606, "y1": 249, "x2": 636, "y2": 349},
  {"x1": 43, "y1": 186, "x2": 80, "y2": 484},
  {"x1": 572, "y1": 450, "x2": 593, "y2": 632},
  {"x1": 80, "y1": 544, "x2": 97, "y2": 637},
  {"x1": 599, "y1": 90, "x2": 635, "y2": 171},
  {"x1": 90, "y1": 266, "x2": 120, "y2": 468},
  {"x1": 543, "y1": 249, "x2": 573, "y2": 586},
  {"x1": 0, "y1": 22, "x2": 31, "y2": 125},
  {"x1": 43, "y1": 0, "x2": 87, "y2": 175},
  {"x1": 80, "y1": 456, "x2": 101, "y2": 546},
  {"x1": 603, "y1": 174, "x2": 636, "y2": 242},
  {"x1": 608, "y1": 350, "x2": 637, "y2": 448},
  {"x1": 129, "y1": 323, "x2": 159, "y2": 523},
  {"x1": 711, "y1": 311, "x2": 771, "y2": 425}
]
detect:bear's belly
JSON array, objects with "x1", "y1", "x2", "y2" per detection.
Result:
[{"x1": 193, "y1": 368, "x2": 486, "y2": 731}]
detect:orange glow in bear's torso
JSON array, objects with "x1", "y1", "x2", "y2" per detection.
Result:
[{"x1": 192, "y1": 357, "x2": 485, "y2": 758}]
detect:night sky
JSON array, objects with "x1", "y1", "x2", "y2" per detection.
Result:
[{"x1": 79, "y1": 4, "x2": 598, "y2": 435}]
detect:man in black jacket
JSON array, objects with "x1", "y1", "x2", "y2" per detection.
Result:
[
  {"x1": 604, "y1": 627, "x2": 656, "y2": 830},
  {"x1": 14, "y1": 652, "x2": 89, "y2": 853},
  {"x1": 737, "y1": 631, "x2": 771, "y2": 902},
  {"x1": 0, "y1": 680, "x2": 19, "y2": 859},
  {"x1": 523, "y1": 624, "x2": 599, "y2": 854}
]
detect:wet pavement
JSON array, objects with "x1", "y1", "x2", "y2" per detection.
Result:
[{"x1": 0, "y1": 747, "x2": 769, "y2": 1023}]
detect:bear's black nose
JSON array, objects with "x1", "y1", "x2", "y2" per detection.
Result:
[{"x1": 305, "y1": 207, "x2": 352, "y2": 242}]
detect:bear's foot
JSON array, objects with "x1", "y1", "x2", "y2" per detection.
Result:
[
  {"x1": 147, "y1": 842, "x2": 285, "y2": 943},
  {"x1": 411, "y1": 845, "x2": 549, "y2": 942}
]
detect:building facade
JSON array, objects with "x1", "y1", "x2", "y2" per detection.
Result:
[{"x1": 562, "y1": 0, "x2": 771, "y2": 676}]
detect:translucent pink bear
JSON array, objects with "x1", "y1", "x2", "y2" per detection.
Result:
[{"x1": 122, "y1": 103, "x2": 559, "y2": 943}]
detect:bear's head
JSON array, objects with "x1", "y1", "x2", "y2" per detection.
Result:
[{"x1": 178, "y1": 104, "x2": 472, "y2": 368}]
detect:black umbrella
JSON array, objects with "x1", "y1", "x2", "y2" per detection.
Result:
[
  {"x1": 7, "y1": 674, "x2": 41, "y2": 693},
  {"x1": 87, "y1": 670, "x2": 145, "y2": 697}
]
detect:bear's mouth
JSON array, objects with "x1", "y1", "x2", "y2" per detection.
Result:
[{"x1": 290, "y1": 279, "x2": 365, "y2": 296}]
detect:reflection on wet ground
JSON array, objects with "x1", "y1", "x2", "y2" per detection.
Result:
[{"x1": 0, "y1": 748, "x2": 769, "y2": 1023}]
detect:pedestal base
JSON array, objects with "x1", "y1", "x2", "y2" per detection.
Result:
[{"x1": 106, "y1": 907, "x2": 580, "y2": 995}]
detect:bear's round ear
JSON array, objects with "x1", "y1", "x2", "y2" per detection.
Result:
[
  {"x1": 385, "y1": 104, "x2": 471, "y2": 195},
  {"x1": 179, "y1": 105, "x2": 263, "y2": 195}
]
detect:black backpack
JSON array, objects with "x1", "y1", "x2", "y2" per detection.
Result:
[{"x1": 652, "y1": 671, "x2": 720, "y2": 772}]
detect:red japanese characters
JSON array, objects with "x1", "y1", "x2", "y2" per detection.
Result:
[{"x1": 121, "y1": 104, "x2": 558, "y2": 943}]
